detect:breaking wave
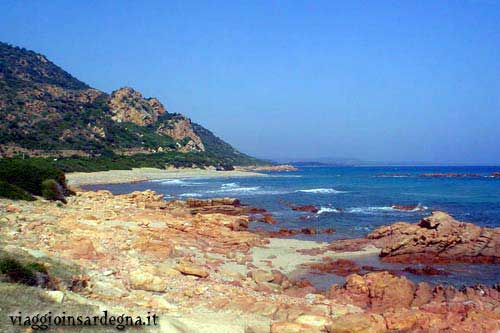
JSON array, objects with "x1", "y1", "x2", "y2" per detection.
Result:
[
  {"x1": 179, "y1": 193, "x2": 203, "y2": 197},
  {"x1": 317, "y1": 207, "x2": 342, "y2": 214},
  {"x1": 152, "y1": 179, "x2": 206, "y2": 186},
  {"x1": 206, "y1": 183, "x2": 289, "y2": 196},
  {"x1": 317, "y1": 204, "x2": 428, "y2": 215},
  {"x1": 297, "y1": 188, "x2": 345, "y2": 194}
]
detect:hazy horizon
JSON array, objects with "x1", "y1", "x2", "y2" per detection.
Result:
[{"x1": 1, "y1": 1, "x2": 499, "y2": 164}]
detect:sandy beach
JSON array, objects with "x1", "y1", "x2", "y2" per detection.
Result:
[{"x1": 66, "y1": 167, "x2": 266, "y2": 186}]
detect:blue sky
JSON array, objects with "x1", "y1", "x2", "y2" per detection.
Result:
[{"x1": 1, "y1": 0, "x2": 499, "y2": 164}]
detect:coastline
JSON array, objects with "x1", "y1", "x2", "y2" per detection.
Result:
[
  {"x1": 1, "y1": 189, "x2": 499, "y2": 332},
  {"x1": 66, "y1": 167, "x2": 267, "y2": 186}
]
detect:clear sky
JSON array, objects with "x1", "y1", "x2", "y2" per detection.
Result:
[{"x1": 1, "y1": 0, "x2": 499, "y2": 164}]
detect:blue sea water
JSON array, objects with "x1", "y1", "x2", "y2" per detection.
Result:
[{"x1": 87, "y1": 166, "x2": 500, "y2": 288}]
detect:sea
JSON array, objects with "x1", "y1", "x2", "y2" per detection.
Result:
[{"x1": 86, "y1": 166, "x2": 500, "y2": 289}]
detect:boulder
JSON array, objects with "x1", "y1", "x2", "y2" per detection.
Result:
[
  {"x1": 175, "y1": 263, "x2": 209, "y2": 278},
  {"x1": 368, "y1": 211, "x2": 500, "y2": 264},
  {"x1": 251, "y1": 269, "x2": 275, "y2": 283},
  {"x1": 270, "y1": 321, "x2": 322, "y2": 333},
  {"x1": 327, "y1": 313, "x2": 387, "y2": 333},
  {"x1": 59, "y1": 236, "x2": 99, "y2": 260},
  {"x1": 129, "y1": 270, "x2": 167, "y2": 292},
  {"x1": 44, "y1": 290, "x2": 65, "y2": 303},
  {"x1": 327, "y1": 272, "x2": 415, "y2": 311}
]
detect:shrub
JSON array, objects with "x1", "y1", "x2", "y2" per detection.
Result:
[
  {"x1": 0, "y1": 257, "x2": 47, "y2": 286},
  {"x1": 0, "y1": 180, "x2": 35, "y2": 201},
  {"x1": 0, "y1": 158, "x2": 72, "y2": 201},
  {"x1": 0, "y1": 158, "x2": 67, "y2": 196},
  {"x1": 41, "y1": 179, "x2": 66, "y2": 203}
]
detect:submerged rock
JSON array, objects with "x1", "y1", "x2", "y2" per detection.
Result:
[
  {"x1": 402, "y1": 266, "x2": 449, "y2": 276},
  {"x1": 292, "y1": 205, "x2": 319, "y2": 213}
]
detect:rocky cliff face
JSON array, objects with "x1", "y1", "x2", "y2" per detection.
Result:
[
  {"x1": 108, "y1": 87, "x2": 166, "y2": 126},
  {"x1": 0, "y1": 41, "x2": 261, "y2": 165},
  {"x1": 157, "y1": 114, "x2": 205, "y2": 152},
  {"x1": 107, "y1": 87, "x2": 205, "y2": 152}
]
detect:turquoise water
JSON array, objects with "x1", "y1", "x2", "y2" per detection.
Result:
[{"x1": 87, "y1": 166, "x2": 500, "y2": 287}]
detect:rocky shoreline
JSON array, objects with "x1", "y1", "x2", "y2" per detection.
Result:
[{"x1": 1, "y1": 190, "x2": 499, "y2": 332}]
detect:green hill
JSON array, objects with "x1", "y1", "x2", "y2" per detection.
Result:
[{"x1": 0, "y1": 41, "x2": 264, "y2": 170}]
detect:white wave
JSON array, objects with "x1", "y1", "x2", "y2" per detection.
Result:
[
  {"x1": 159, "y1": 179, "x2": 188, "y2": 185},
  {"x1": 374, "y1": 175, "x2": 411, "y2": 178},
  {"x1": 348, "y1": 207, "x2": 394, "y2": 213},
  {"x1": 317, "y1": 207, "x2": 341, "y2": 214},
  {"x1": 267, "y1": 175, "x2": 303, "y2": 178},
  {"x1": 297, "y1": 188, "x2": 345, "y2": 194},
  {"x1": 347, "y1": 204, "x2": 428, "y2": 214},
  {"x1": 393, "y1": 203, "x2": 428, "y2": 212},
  {"x1": 221, "y1": 182, "x2": 239, "y2": 189},
  {"x1": 154, "y1": 179, "x2": 206, "y2": 186},
  {"x1": 207, "y1": 186, "x2": 261, "y2": 194},
  {"x1": 317, "y1": 204, "x2": 428, "y2": 215},
  {"x1": 179, "y1": 193, "x2": 203, "y2": 197},
  {"x1": 206, "y1": 184, "x2": 289, "y2": 196}
]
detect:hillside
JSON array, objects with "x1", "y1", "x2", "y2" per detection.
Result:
[{"x1": 0, "y1": 41, "x2": 263, "y2": 167}]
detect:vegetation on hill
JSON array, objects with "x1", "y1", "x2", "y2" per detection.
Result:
[
  {"x1": 49, "y1": 152, "x2": 236, "y2": 172},
  {"x1": 192, "y1": 123, "x2": 264, "y2": 166},
  {"x1": 0, "y1": 41, "x2": 267, "y2": 167},
  {"x1": 0, "y1": 181, "x2": 35, "y2": 201},
  {"x1": 0, "y1": 158, "x2": 72, "y2": 201}
]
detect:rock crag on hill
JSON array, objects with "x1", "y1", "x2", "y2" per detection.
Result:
[
  {"x1": 108, "y1": 87, "x2": 166, "y2": 126},
  {"x1": 0, "y1": 41, "x2": 260, "y2": 166}
]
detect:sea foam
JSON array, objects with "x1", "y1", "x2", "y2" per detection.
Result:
[{"x1": 297, "y1": 188, "x2": 345, "y2": 194}]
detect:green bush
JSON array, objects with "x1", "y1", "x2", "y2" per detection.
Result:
[
  {"x1": 0, "y1": 257, "x2": 47, "y2": 286},
  {"x1": 0, "y1": 180, "x2": 35, "y2": 201},
  {"x1": 0, "y1": 158, "x2": 67, "y2": 196},
  {"x1": 0, "y1": 158, "x2": 73, "y2": 203},
  {"x1": 41, "y1": 179, "x2": 66, "y2": 203}
]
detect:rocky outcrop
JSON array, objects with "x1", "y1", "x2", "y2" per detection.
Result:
[
  {"x1": 157, "y1": 114, "x2": 205, "y2": 152},
  {"x1": 167, "y1": 197, "x2": 277, "y2": 226},
  {"x1": 292, "y1": 205, "x2": 319, "y2": 213},
  {"x1": 390, "y1": 204, "x2": 425, "y2": 211},
  {"x1": 108, "y1": 87, "x2": 166, "y2": 126},
  {"x1": 402, "y1": 266, "x2": 449, "y2": 276},
  {"x1": 327, "y1": 271, "x2": 500, "y2": 332},
  {"x1": 106, "y1": 88, "x2": 205, "y2": 152},
  {"x1": 2, "y1": 189, "x2": 500, "y2": 333},
  {"x1": 368, "y1": 211, "x2": 500, "y2": 264}
]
